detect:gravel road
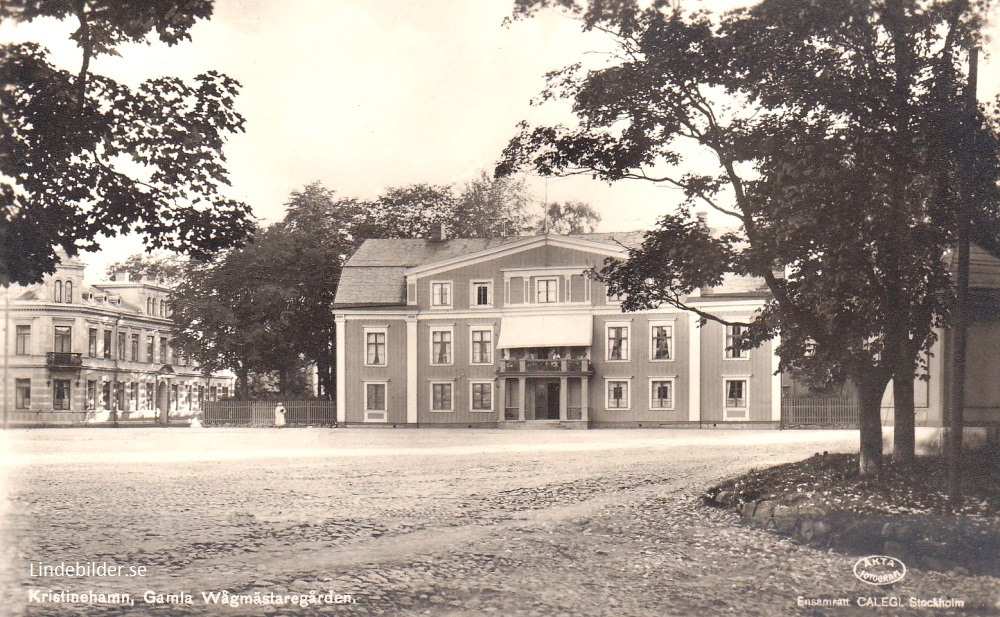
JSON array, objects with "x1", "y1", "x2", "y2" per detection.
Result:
[{"x1": 1, "y1": 428, "x2": 997, "y2": 616}]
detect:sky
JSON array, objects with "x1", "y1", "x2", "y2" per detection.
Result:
[{"x1": 2, "y1": 0, "x2": 1000, "y2": 280}]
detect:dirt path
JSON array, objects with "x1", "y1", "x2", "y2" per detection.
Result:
[{"x1": 1, "y1": 428, "x2": 997, "y2": 616}]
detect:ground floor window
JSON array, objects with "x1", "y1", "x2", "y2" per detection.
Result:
[
  {"x1": 101, "y1": 382, "x2": 110, "y2": 410},
  {"x1": 724, "y1": 378, "x2": 749, "y2": 419},
  {"x1": 129, "y1": 383, "x2": 138, "y2": 411},
  {"x1": 146, "y1": 383, "x2": 155, "y2": 409},
  {"x1": 86, "y1": 380, "x2": 97, "y2": 410},
  {"x1": 431, "y1": 382, "x2": 453, "y2": 412},
  {"x1": 606, "y1": 379, "x2": 630, "y2": 410},
  {"x1": 53, "y1": 379, "x2": 71, "y2": 410},
  {"x1": 650, "y1": 379, "x2": 674, "y2": 410},
  {"x1": 15, "y1": 379, "x2": 30, "y2": 409},
  {"x1": 470, "y1": 381, "x2": 493, "y2": 412}
]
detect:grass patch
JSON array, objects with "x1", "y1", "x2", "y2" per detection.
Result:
[{"x1": 710, "y1": 446, "x2": 1000, "y2": 516}]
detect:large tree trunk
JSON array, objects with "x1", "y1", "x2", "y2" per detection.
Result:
[
  {"x1": 893, "y1": 372, "x2": 916, "y2": 469},
  {"x1": 237, "y1": 364, "x2": 250, "y2": 400},
  {"x1": 858, "y1": 375, "x2": 890, "y2": 477}
]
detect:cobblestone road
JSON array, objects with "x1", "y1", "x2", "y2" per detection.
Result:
[{"x1": 1, "y1": 428, "x2": 998, "y2": 616}]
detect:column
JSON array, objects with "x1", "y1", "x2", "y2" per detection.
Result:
[
  {"x1": 688, "y1": 315, "x2": 701, "y2": 422},
  {"x1": 559, "y1": 376, "x2": 568, "y2": 420},
  {"x1": 335, "y1": 315, "x2": 346, "y2": 424},
  {"x1": 771, "y1": 334, "x2": 782, "y2": 423},
  {"x1": 517, "y1": 377, "x2": 526, "y2": 421},
  {"x1": 406, "y1": 315, "x2": 418, "y2": 424},
  {"x1": 581, "y1": 376, "x2": 589, "y2": 422},
  {"x1": 497, "y1": 378, "x2": 507, "y2": 423}
]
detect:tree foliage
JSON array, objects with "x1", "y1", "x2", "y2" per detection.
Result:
[
  {"x1": 500, "y1": 0, "x2": 1000, "y2": 475},
  {"x1": 0, "y1": 0, "x2": 253, "y2": 287},
  {"x1": 540, "y1": 200, "x2": 601, "y2": 233}
]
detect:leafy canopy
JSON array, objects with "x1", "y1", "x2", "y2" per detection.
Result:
[{"x1": 0, "y1": 0, "x2": 253, "y2": 286}]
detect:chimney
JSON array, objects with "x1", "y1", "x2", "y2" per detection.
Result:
[
  {"x1": 429, "y1": 222, "x2": 447, "y2": 242},
  {"x1": 112, "y1": 271, "x2": 130, "y2": 282}
]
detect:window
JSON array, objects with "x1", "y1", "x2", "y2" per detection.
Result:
[
  {"x1": 725, "y1": 325, "x2": 748, "y2": 359},
  {"x1": 650, "y1": 379, "x2": 674, "y2": 410},
  {"x1": 131, "y1": 334, "x2": 140, "y2": 361},
  {"x1": 146, "y1": 383, "x2": 155, "y2": 408},
  {"x1": 725, "y1": 379, "x2": 749, "y2": 418},
  {"x1": 159, "y1": 300, "x2": 166, "y2": 317},
  {"x1": 431, "y1": 329, "x2": 452, "y2": 365},
  {"x1": 53, "y1": 379, "x2": 71, "y2": 410},
  {"x1": 130, "y1": 383, "x2": 139, "y2": 411},
  {"x1": 117, "y1": 332, "x2": 127, "y2": 360},
  {"x1": 15, "y1": 379, "x2": 30, "y2": 410},
  {"x1": 365, "y1": 329, "x2": 387, "y2": 366},
  {"x1": 606, "y1": 379, "x2": 630, "y2": 410},
  {"x1": 650, "y1": 324, "x2": 673, "y2": 361},
  {"x1": 114, "y1": 382, "x2": 125, "y2": 411},
  {"x1": 101, "y1": 382, "x2": 110, "y2": 409},
  {"x1": 86, "y1": 380, "x2": 97, "y2": 410},
  {"x1": 431, "y1": 382, "x2": 453, "y2": 412},
  {"x1": 64, "y1": 281, "x2": 72, "y2": 303},
  {"x1": 364, "y1": 382, "x2": 387, "y2": 422},
  {"x1": 54, "y1": 280, "x2": 63, "y2": 303},
  {"x1": 471, "y1": 281, "x2": 493, "y2": 307},
  {"x1": 15, "y1": 325, "x2": 30, "y2": 355},
  {"x1": 430, "y1": 281, "x2": 452, "y2": 308},
  {"x1": 159, "y1": 337, "x2": 168, "y2": 363},
  {"x1": 147, "y1": 335, "x2": 155, "y2": 363},
  {"x1": 88, "y1": 328, "x2": 98, "y2": 357},
  {"x1": 536, "y1": 278, "x2": 559, "y2": 303},
  {"x1": 147, "y1": 298, "x2": 154, "y2": 315},
  {"x1": 606, "y1": 324, "x2": 629, "y2": 361},
  {"x1": 209, "y1": 386, "x2": 217, "y2": 402},
  {"x1": 53, "y1": 326, "x2": 72, "y2": 353},
  {"x1": 470, "y1": 381, "x2": 493, "y2": 412},
  {"x1": 102, "y1": 330, "x2": 112, "y2": 359},
  {"x1": 221, "y1": 386, "x2": 229, "y2": 399},
  {"x1": 470, "y1": 329, "x2": 492, "y2": 364}
]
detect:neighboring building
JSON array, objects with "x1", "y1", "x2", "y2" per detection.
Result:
[
  {"x1": 0, "y1": 255, "x2": 233, "y2": 426},
  {"x1": 333, "y1": 231, "x2": 1000, "y2": 429}
]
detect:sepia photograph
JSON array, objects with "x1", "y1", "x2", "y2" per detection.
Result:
[{"x1": 2, "y1": 0, "x2": 1000, "y2": 615}]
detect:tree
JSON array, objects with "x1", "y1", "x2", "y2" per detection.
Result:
[
  {"x1": 454, "y1": 170, "x2": 532, "y2": 237},
  {"x1": 539, "y1": 200, "x2": 601, "y2": 234},
  {"x1": 499, "y1": 0, "x2": 999, "y2": 475},
  {"x1": 105, "y1": 251, "x2": 188, "y2": 286},
  {"x1": 0, "y1": 0, "x2": 253, "y2": 287}
]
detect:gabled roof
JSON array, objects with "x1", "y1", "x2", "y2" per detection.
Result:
[{"x1": 334, "y1": 233, "x2": 646, "y2": 308}]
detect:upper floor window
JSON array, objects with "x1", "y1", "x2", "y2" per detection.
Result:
[
  {"x1": 53, "y1": 325, "x2": 72, "y2": 353},
  {"x1": 147, "y1": 298, "x2": 154, "y2": 315},
  {"x1": 117, "y1": 332, "x2": 127, "y2": 360},
  {"x1": 725, "y1": 325, "x2": 748, "y2": 359},
  {"x1": 536, "y1": 278, "x2": 559, "y2": 303},
  {"x1": 103, "y1": 330, "x2": 112, "y2": 359},
  {"x1": 606, "y1": 324, "x2": 629, "y2": 361},
  {"x1": 131, "y1": 333, "x2": 140, "y2": 361},
  {"x1": 470, "y1": 329, "x2": 492, "y2": 364},
  {"x1": 431, "y1": 328, "x2": 453, "y2": 365},
  {"x1": 471, "y1": 281, "x2": 493, "y2": 307},
  {"x1": 431, "y1": 282, "x2": 452, "y2": 308},
  {"x1": 64, "y1": 281, "x2": 73, "y2": 303},
  {"x1": 15, "y1": 325, "x2": 30, "y2": 355},
  {"x1": 146, "y1": 335, "x2": 155, "y2": 363},
  {"x1": 53, "y1": 280, "x2": 63, "y2": 303},
  {"x1": 365, "y1": 329, "x2": 387, "y2": 366},
  {"x1": 88, "y1": 328, "x2": 98, "y2": 357},
  {"x1": 650, "y1": 324, "x2": 673, "y2": 361}
]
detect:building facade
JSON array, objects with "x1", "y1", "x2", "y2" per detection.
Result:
[
  {"x1": 1, "y1": 255, "x2": 233, "y2": 426},
  {"x1": 333, "y1": 232, "x2": 782, "y2": 427},
  {"x1": 333, "y1": 232, "x2": 1000, "y2": 429}
]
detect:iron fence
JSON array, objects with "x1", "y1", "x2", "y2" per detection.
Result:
[
  {"x1": 781, "y1": 396, "x2": 859, "y2": 428},
  {"x1": 202, "y1": 400, "x2": 337, "y2": 427}
]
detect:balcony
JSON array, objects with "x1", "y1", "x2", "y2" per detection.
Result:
[
  {"x1": 46, "y1": 352, "x2": 83, "y2": 369},
  {"x1": 497, "y1": 358, "x2": 593, "y2": 376}
]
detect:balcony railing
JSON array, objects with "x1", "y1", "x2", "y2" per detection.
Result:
[
  {"x1": 498, "y1": 358, "x2": 592, "y2": 375},
  {"x1": 46, "y1": 352, "x2": 83, "y2": 368}
]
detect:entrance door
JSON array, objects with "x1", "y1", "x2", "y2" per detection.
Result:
[{"x1": 534, "y1": 381, "x2": 560, "y2": 420}]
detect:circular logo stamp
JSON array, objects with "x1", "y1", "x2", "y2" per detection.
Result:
[{"x1": 853, "y1": 555, "x2": 906, "y2": 586}]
